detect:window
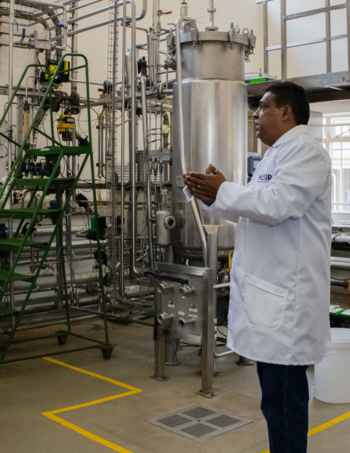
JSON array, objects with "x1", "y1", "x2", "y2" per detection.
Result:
[{"x1": 323, "y1": 115, "x2": 350, "y2": 214}]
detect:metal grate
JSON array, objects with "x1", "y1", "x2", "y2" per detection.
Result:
[
  {"x1": 181, "y1": 423, "x2": 217, "y2": 438},
  {"x1": 158, "y1": 415, "x2": 192, "y2": 428},
  {"x1": 207, "y1": 415, "x2": 241, "y2": 428},
  {"x1": 147, "y1": 405, "x2": 253, "y2": 442}
]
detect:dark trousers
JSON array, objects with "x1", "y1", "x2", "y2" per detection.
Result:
[{"x1": 257, "y1": 362, "x2": 309, "y2": 453}]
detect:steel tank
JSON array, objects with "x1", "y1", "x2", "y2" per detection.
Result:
[{"x1": 172, "y1": 29, "x2": 252, "y2": 260}]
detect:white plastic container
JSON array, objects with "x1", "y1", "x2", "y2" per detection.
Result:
[{"x1": 315, "y1": 328, "x2": 350, "y2": 404}]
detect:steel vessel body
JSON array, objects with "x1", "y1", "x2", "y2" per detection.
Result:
[{"x1": 172, "y1": 33, "x2": 248, "y2": 260}]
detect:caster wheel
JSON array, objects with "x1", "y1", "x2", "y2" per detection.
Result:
[
  {"x1": 55, "y1": 331, "x2": 68, "y2": 345},
  {"x1": 102, "y1": 349, "x2": 112, "y2": 360},
  {"x1": 100, "y1": 343, "x2": 114, "y2": 360},
  {"x1": 57, "y1": 336, "x2": 67, "y2": 345}
]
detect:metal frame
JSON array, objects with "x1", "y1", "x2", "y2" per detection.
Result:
[
  {"x1": 262, "y1": 0, "x2": 350, "y2": 80},
  {"x1": 153, "y1": 263, "x2": 215, "y2": 398},
  {"x1": 0, "y1": 54, "x2": 113, "y2": 364}
]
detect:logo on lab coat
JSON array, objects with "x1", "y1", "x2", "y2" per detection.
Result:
[{"x1": 258, "y1": 174, "x2": 272, "y2": 182}]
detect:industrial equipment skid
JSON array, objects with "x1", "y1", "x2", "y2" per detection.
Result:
[
  {"x1": 153, "y1": 263, "x2": 215, "y2": 398},
  {"x1": 0, "y1": 54, "x2": 114, "y2": 364}
]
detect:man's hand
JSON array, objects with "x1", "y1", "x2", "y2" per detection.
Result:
[{"x1": 183, "y1": 164, "x2": 227, "y2": 204}]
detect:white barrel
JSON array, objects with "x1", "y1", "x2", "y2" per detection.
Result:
[{"x1": 315, "y1": 328, "x2": 350, "y2": 404}]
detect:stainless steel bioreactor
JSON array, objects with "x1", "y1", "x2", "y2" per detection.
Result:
[
  {"x1": 153, "y1": 3, "x2": 256, "y2": 396},
  {"x1": 172, "y1": 21, "x2": 255, "y2": 262}
]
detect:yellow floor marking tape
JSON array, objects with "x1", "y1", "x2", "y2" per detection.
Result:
[
  {"x1": 261, "y1": 410, "x2": 350, "y2": 453},
  {"x1": 43, "y1": 357, "x2": 141, "y2": 391},
  {"x1": 41, "y1": 357, "x2": 142, "y2": 453},
  {"x1": 308, "y1": 410, "x2": 350, "y2": 436},
  {"x1": 43, "y1": 413, "x2": 134, "y2": 453},
  {"x1": 40, "y1": 357, "x2": 350, "y2": 453}
]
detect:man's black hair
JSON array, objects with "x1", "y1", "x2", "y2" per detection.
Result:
[{"x1": 264, "y1": 81, "x2": 310, "y2": 125}]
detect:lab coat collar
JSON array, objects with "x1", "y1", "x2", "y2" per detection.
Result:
[
  {"x1": 263, "y1": 125, "x2": 309, "y2": 158},
  {"x1": 273, "y1": 125, "x2": 309, "y2": 148}
]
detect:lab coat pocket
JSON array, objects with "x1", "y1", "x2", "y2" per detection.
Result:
[{"x1": 243, "y1": 273, "x2": 288, "y2": 331}]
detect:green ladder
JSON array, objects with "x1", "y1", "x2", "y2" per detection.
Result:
[{"x1": 0, "y1": 54, "x2": 114, "y2": 364}]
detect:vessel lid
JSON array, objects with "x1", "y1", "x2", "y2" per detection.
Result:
[{"x1": 180, "y1": 30, "x2": 250, "y2": 47}]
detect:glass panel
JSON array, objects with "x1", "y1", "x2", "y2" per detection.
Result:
[{"x1": 324, "y1": 115, "x2": 350, "y2": 212}]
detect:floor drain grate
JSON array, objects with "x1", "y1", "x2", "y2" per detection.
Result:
[
  {"x1": 158, "y1": 414, "x2": 192, "y2": 428},
  {"x1": 181, "y1": 423, "x2": 217, "y2": 438},
  {"x1": 147, "y1": 405, "x2": 253, "y2": 442},
  {"x1": 207, "y1": 415, "x2": 241, "y2": 428}
]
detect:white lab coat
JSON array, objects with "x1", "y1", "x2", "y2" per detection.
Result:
[{"x1": 205, "y1": 125, "x2": 333, "y2": 365}]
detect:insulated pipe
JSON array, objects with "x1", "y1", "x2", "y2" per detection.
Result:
[
  {"x1": 141, "y1": 76, "x2": 154, "y2": 270},
  {"x1": 175, "y1": 16, "x2": 209, "y2": 267}
]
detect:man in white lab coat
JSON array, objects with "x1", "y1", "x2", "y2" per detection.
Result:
[{"x1": 183, "y1": 82, "x2": 333, "y2": 453}]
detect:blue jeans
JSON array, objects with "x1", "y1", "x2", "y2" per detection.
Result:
[{"x1": 257, "y1": 362, "x2": 309, "y2": 453}]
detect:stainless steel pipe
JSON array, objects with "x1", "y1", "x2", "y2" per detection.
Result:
[
  {"x1": 12, "y1": 271, "x2": 99, "y2": 292},
  {"x1": 213, "y1": 282, "x2": 230, "y2": 290},
  {"x1": 68, "y1": 0, "x2": 147, "y2": 35},
  {"x1": 69, "y1": 0, "x2": 103, "y2": 12},
  {"x1": 129, "y1": 0, "x2": 140, "y2": 276},
  {"x1": 20, "y1": 0, "x2": 68, "y2": 49},
  {"x1": 175, "y1": 16, "x2": 209, "y2": 267},
  {"x1": 207, "y1": 0, "x2": 218, "y2": 31},
  {"x1": 68, "y1": 0, "x2": 146, "y2": 23},
  {"x1": 141, "y1": 76, "x2": 154, "y2": 270},
  {"x1": 8, "y1": 0, "x2": 15, "y2": 329},
  {"x1": 119, "y1": 0, "x2": 127, "y2": 296}
]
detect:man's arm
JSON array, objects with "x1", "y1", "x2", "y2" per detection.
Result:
[{"x1": 185, "y1": 141, "x2": 330, "y2": 226}]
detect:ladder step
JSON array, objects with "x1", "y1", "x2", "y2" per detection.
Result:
[
  {"x1": 0, "y1": 303, "x2": 16, "y2": 317},
  {"x1": 0, "y1": 239, "x2": 48, "y2": 253},
  {"x1": 0, "y1": 270, "x2": 34, "y2": 286},
  {"x1": 26, "y1": 146, "x2": 89, "y2": 157},
  {"x1": 13, "y1": 178, "x2": 75, "y2": 189},
  {"x1": 0, "y1": 208, "x2": 61, "y2": 219}
]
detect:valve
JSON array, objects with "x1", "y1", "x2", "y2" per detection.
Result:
[
  {"x1": 179, "y1": 285, "x2": 195, "y2": 298},
  {"x1": 157, "y1": 281, "x2": 173, "y2": 295},
  {"x1": 157, "y1": 312, "x2": 174, "y2": 326}
]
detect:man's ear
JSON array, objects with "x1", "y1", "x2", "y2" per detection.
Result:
[{"x1": 281, "y1": 104, "x2": 293, "y2": 122}]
